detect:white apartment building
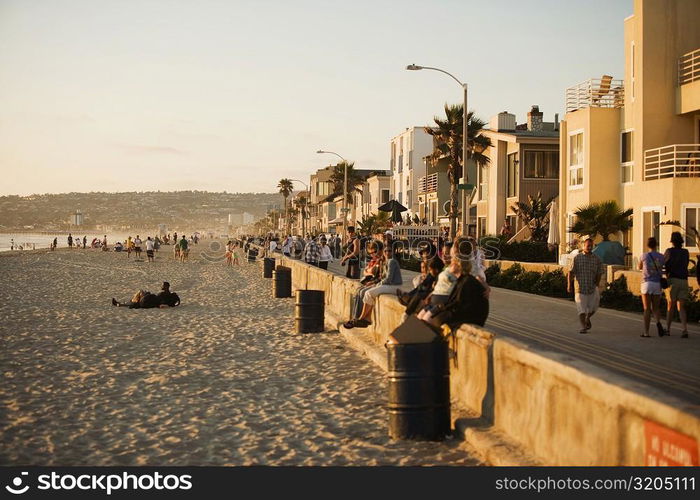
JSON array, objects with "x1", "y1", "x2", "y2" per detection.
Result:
[{"x1": 389, "y1": 127, "x2": 433, "y2": 217}]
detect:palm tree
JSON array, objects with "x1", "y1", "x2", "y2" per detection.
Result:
[
  {"x1": 425, "y1": 104, "x2": 491, "y2": 239},
  {"x1": 277, "y1": 179, "x2": 294, "y2": 234},
  {"x1": 569, "y1": 200, "x2": 633, "y2": 241},
  {"x1": 329, "y1": 161, "x2": 364, "y2": 203},
  {"x1": 511, "y1": 191, "x2": 554, "y2": 242},
  {"x1": 357, "y1": 211, "x2": 391, "y2": 237},
  {"x1": 294, "y1": 193, "x2": 309, "y2": 236}
]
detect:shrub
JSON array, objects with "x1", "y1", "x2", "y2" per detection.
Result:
[
  {"x1": 531, "y1": 269, "x2": 569, "y2": 297},
  {"x1": 600, "y1": 276, "x2": 642, "y2": 311},
  {"x1": 479, "y1": 235, "x2": 557, "y2": 263}
]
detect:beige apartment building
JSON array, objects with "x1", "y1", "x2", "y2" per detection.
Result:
[
  {"x1": 475, "y1": 107, "x2": 560, "y2": 236},
  {"x1": 361, "y1": 172, "x2": 392, "y2": 220},
  {"x1": 558, "y1": 0, "x2": 700, "y2": 261}
]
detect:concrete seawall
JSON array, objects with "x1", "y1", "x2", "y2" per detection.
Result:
[{"x1": 271, "y1": 255, "x2": 700, "y2": 466}]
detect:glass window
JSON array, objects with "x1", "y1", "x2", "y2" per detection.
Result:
[
  {"x1": 621, "y1": 131, "x2": 633, "y2": 163},
  {"x1": 524, "y1": 151, "x2": 559, "y2": 179},
  {"x1": 407, "y1": 190, "x2": 412, "y2": 208},
  {"x1": 685, "y1": 206, "x2": 699, "y2": 247},
  {"x1": 568, "y1": 133, "x2": 584, "y2": 187},
  {"x1": 478, "y1": 164, "x2": 489, "y2": 199},
  {"x1": 381, "y1": 189, "x2": 390, "y2": 204},
  {"x1": 507, "y1": 153, "x2": 518, "y2": 197}
]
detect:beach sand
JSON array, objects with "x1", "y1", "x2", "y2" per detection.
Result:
[{"x1": 0, "y1": 242, "x2": 480, "y2": 465}]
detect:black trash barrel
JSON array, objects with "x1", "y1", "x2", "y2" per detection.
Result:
[
  {"x1": 263, "y1": 257, "x2": 275, "y2": 278},
  {"x1": 295, "y1": 290, "x2": 325, "y2": 333},
  {"x1": 386, "y1": 315, "x2": 450, "y2": 440},
  {"x1": 247, "y1": 247, "x2": 258, "y2": 263},
  {"x1": 272, "y1": 265, "x2": 292, "y2": 298}
]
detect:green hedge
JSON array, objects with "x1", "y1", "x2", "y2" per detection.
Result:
[
  {"x1": 479, "y1": 235, "x2": 557, "y2": 263},
  {"x1": 487, "y1": 263, "x2": 700, "y2": 322}
]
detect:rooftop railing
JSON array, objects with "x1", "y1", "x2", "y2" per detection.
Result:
[
  {"x1": 565, "y1": 77, "x2": 624, "y2": 113},
  {"x1": 644, "y1": 144, "x2": 700, "y2": 180},
  {"x1": 679, "y1": 48, "x2": 700, "y2": 85}
]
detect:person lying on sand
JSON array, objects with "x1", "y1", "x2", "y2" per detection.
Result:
[{"x1": 111, "y1": 282, "x2": 180, "y2": 309}]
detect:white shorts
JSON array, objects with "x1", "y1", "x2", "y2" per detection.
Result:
[
  {"x1": 575, "y1": 289, "x2": 600, "y2": 315},
  {"x1": 641, "y1": 281, "x2": 662, "y2": 295},
  {"x1": 363, "y1": 284, "x2": 401, "y2": 306}
]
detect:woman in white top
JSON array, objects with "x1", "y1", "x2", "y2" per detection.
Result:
[{"x1": 318, "y1": 236, "x2": 333, "y2": 270}]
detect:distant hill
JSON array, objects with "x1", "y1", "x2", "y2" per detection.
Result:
[{"x1": 0, "y1": 191, "x2": 285, "y2": 232}]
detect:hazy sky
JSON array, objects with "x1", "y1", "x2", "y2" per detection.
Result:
[{"x1": 0, "y1": 0, "x2": 632, "y2": 195}]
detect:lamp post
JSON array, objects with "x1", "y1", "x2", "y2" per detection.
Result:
[
  {"x1": 406, "y1": 64, "x2": 469, "y2": 239},
  {"x1": 289, "y1": 179, "x2": 309, "y2": 237},
  {"x1": 316, "y1": 150, "x2": 349, "y2": 244}
]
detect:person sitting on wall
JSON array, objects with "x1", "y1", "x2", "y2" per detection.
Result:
[
  {"x1": 419, "y1": 256, "x2": 489, "y2": 330},
  {"x1": 403, "y1": 257, "x2": 445, "y2": 316},
  {"x1": 344, "y1": 244, "x2": 402, "y2": 329}
]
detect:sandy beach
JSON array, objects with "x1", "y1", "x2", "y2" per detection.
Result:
[{"x1": 0, "y1": 242, "x2": 480, "y2": 466}]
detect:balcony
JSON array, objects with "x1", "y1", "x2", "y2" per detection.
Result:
[
  {"x1": 644, "y1": 144, "x2": 700, "y2": 180},
  {"x1": 565, "y1": 77, "x2": 624, "y2": 113},
  {"x1": 418, "y1": 173, "x2": 438, "y2": 194},
  {"x1": 678, "y1": 48, "x2": 700, "y2": 114}
]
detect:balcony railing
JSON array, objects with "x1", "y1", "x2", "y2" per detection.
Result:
[
  {"x1": 418, "y1": 173, "x2": 438, "y2": 194},
  {"x1": 679, "y1": 48, "x2": 700, "y2": 85},
  {"x1": 565, "y1": 77, "x2": 624, "y2": 113},
  {"x1": 644, "y1": 144, "x2": 700, "y2": 180}
]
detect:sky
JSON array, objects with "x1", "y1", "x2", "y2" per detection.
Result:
[{"x1": 0, "y1": 0, "x2": 632, "y2": 195}]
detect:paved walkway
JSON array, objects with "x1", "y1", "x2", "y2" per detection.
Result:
[{"x1": 319, "y1": 257, "x2": 700, "y2": 406}]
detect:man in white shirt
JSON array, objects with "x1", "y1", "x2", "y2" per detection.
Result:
[
  {"x1": 145, "y1": 237, "x2": 155, "y2": 263},
  {"x1": 133, "y1": 235, "x2": 143, "y2": 259}
]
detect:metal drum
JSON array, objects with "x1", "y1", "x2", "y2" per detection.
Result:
[
  {"x1": 294, "y1": 290, "x2": 325, "y2": 333},
  {"x1": 386, "y1": 316, "x2": 450, "y2": 441},
  {"x1": 272, "y1": 266, "x2": 292, "y2": 298},
  {"x1": 263, "y1": 257, "x2": 275, "y2": 278}
]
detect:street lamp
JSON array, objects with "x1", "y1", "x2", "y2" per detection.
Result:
[
  {"x1": 406, "y1": 63, "x2": 469, "y2": 239},
  {"x1": 289, "y1": 179, "x2": 309, "y2": 236},
  {"x1": 316, "y1": 150, "x2": 349, "y2": 244}
]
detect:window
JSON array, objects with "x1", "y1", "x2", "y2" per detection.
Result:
[
  {"x1": 642, "y1": 210, "x2": 660, "y2": 243},
  {"x1": 621, "y1": 130, "x2": 634, "y2": 183},
  {"x1": 478, "y1": 217, "x2": 487, "y2": 237},
  {"x1": 381, "y1": 189, "x2": 390, "y2": 204},
  {"x1": 478, "y1": 164, "x2": 489, "y2": 199},
  {"x1": 524, "y1": 151, "x2": 559, "y2": 179},
  {"x1": 407, "y1": 190, "x2": 412, "y2": 208},
  {"x1": 568, "y1": 132, "x2": 584, "y2": 187},
  {"x1": 507, "y1": 153, "x2": 518, "y2": 197},
  {"x1": 684, "y1": 205, "x2": 700, "y2": 248},
  {"x1": 328, "y1": 204, "x2": 336, "y2": 220},
  {"x1": 630, "y1": 41, "x2": 635, "y2": 101},
  {"x1": 398, "y1": 192, "x2": 402, "y2": 204}
]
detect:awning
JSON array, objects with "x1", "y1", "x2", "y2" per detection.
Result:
[{"x1": 328, "y1": 217, "x2": 345, "y2": 225}]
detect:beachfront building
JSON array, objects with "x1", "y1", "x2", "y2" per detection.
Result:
[
  {"x1": 475, "y1": 108, "x2": 560, "y2": 237},
  {"x1": 557, "y1": 0, "x2": 700, "y2": 261},
  {"x1": 360, "y1": 171, "x2": 391, "y2": 222},
  {"x1": 417, "y1": 155, "x2": 450, "y2": 226},
  {"x1": 307, "y1": 166, "x2": 334, "y2": 235},
  {"x1": 390, "y1": 127, "x2": 433, "y2": 217}
]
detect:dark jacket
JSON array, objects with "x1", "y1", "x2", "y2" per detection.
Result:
[{"x1": 432, "y1": 274, "x2": 489, "y2": 328}]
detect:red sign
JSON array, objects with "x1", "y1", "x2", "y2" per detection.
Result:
[{"x1": 644, "y1": 421, "x2": 699, "y2": 466}]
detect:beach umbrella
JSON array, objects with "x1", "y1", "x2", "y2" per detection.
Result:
[
  {"x1": 547, "y1": 197, "x2": 560, "y2": 246},
  {"x1": 378, "y1": 200, "x2": 408, "y2": 224}
]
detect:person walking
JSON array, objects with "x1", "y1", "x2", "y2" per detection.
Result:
[
  {"x1": 318, "y1": 236, "x2": 333, "y2": 270},
  {"x1": 178, "y1": 235, "x2": 189, "y2": 262},
  {"x1": 82, "y1": 235, "x2": 87, "y2": 249},
  {"x1": 340, "y1": 226, "x2": 361, "y2": 279},
  {"x1": 145, "y1": 237, "x2": 155, "y2": 263},
  {"x1": 664, "y1": 231, "x2": 690, "y2": 338},
  {"x1": 133, "y1": 235, "x2": 142, "y2": 259},
  {"x1": 67, "y1": 233, "x2": 73, "y2": 249},
  {"x1": 52, "y1": 237, "x2": 57, "y2": 250},
  {"x1": 567, "y1": 237, "x2": 604, "y2": 334},
  {"x1": 304, "y1": 237, "x2": 321, "y2": 267},
  {"x1": 638, "y1": 236, "x2": 666, "y2": 337}
]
